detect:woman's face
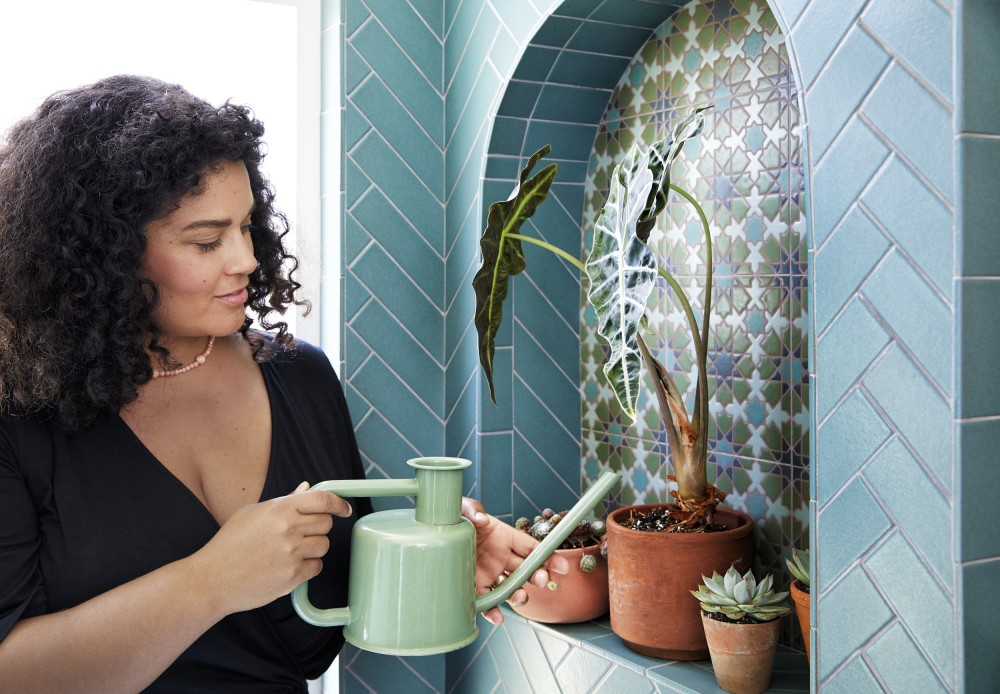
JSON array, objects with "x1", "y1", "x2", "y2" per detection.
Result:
[{"x1": 141, "y1": 160, "x2": 257, "y2": 343}]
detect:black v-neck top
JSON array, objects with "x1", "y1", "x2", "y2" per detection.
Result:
[{"x1": 0, "y1": 338, "x2": 372, "y2": 691}]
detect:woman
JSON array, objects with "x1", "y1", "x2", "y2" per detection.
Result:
[{"x1": 0, "y1": 75, "x2": 563, "y2": 692}]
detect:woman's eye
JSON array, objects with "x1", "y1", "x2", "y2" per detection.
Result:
[
  {"x1": 241, "y1": 223, "x2": 252, "y2": 234},
  {"x1": 196, "y1": 238, "x2": 224, "y2": 252}
]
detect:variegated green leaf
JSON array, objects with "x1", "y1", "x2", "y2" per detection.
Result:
[
  {"x1": 473, "y1": 145, "x2": 558, "y2": 403},
  {"x1": 584, "y1": 144, "x2": 657, "y2": 420}
]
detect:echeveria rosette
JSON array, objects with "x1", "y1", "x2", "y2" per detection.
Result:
[
  {"x1": 472, "y1": 145, "x2": 558, "y2": 403},
  {"x1": 691, "y1": 566, "x2": 791, "y2": 622}
]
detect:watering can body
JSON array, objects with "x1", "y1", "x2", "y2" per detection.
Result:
[{"x1": 292, "y1": 457, "x2": 619, "y2": 656}]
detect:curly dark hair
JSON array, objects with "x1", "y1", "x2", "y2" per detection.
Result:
[{"x1": 0, "y1": 74, "x2": 308, "y2": 430}]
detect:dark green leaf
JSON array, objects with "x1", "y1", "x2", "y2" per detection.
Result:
[{"x1": 473, "y1": 145, "x2": 558, "y2": 402}]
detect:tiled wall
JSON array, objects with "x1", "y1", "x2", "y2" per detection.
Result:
[{"x1": 334, "y1": 0, "x2": 996, "y2": 691}]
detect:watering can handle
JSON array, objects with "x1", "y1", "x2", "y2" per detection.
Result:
[{"x1": 474, "y1": 470, "x2": 620, "y2": 614}]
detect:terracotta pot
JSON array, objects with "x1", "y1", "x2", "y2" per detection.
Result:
[
  {"x1": 606, "y1": 505, "x2": 754, "y2": 660},
  {"x1": 790, "y1": 578, "x2": 811, "y2": 661},
  {"x1": 701, "y1": 612, "x2": 781, "y2": 694},
  {"x1": 511, "y1": 545, "x2": 609, "y2": 623}
]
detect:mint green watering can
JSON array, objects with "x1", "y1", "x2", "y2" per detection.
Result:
[{"x1": 292, "y1": 457, "x2": 619, "y2": 656}]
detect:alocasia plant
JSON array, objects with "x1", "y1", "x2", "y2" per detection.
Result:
[{"x1": 473, "y1": 109, "x2": 726, "y2": 529}]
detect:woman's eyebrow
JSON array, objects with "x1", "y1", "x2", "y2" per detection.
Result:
[{"x1": 179, "y1": 204, "x2": 255, "y2": 232}]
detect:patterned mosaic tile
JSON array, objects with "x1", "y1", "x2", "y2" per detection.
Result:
[{"x1": 579, "y1": 0, "x2": 808, "y2": 647}]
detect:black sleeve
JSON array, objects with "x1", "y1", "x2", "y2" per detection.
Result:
[{"x1": 0, "y1": 417, "x2": 48, "y2": 643}]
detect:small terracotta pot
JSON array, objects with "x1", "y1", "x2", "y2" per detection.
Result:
[
  {"x1": 511, "y1": 545, "x2": 609, "y2": 623},
  {"x1": 790, "y1": 579, "x2": 811, "y2": 661},
  {"x1": 701, "y1": 612, "x2": 781, "y2": 694},
  {"x1": 606, "y1": 505, "x2": 755, "y2": 660}
]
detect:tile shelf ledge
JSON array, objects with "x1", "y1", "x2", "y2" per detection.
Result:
[{"x1": 498, "y1": 606, "x2": 810, "y2": 693}]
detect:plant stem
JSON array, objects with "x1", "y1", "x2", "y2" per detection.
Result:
[{"x1": 507, "y1": 233, "x2": 586, "y2": 272}]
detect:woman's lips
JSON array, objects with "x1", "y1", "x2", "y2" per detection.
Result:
[{"x1": 216, "y1": 287, "x2": 249, "y2": 306}]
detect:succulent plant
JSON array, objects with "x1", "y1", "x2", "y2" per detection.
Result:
[
  {"x1": 515, "y1": 510, "x2": 607, "y2": 572},
  {"x1": 786, "y1": 548, "x2": 810, "y2": 590},
  {"x1": 691, "y1": 565, "x2": 791, "y2": 622}
]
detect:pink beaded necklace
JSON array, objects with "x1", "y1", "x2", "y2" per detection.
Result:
[{"x1": 152, "y1": 336, "x2": 215, "y2": 379}]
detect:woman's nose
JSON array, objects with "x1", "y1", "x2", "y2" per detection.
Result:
[{"x1": 229, "y1": 231, "x2": 258, "y2": 275}]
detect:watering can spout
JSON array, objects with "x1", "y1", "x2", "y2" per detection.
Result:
[{"x1": 474, "y1": 470, "x2": 620, "y2": 614}]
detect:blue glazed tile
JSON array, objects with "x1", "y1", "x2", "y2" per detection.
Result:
[
  {"x1": 350, "y1": 187, "x2": 442, "y2": 299},
  {"x1": 446, "y1": 69, "x2": 502, "y2": 168},
  {"x1": 589, "y1": 0, "x2": 676, "y2": 27},
  {"x1": 863, "y1": 156, "x2": 953, "y2": 297},
  {"x1": 553, "y1": 0, "x2": 601, "y2": 19},
  {"x1": 343, "y1": 102, "x2": 369, "y2": 152},
  {"x1": 350, "y1": 355, "x2": 442, "y2": 457},
  {"x1": 345, "y1": 42, "x2": 368, "y2": 95},
  {"x1": 535, "y1": 627, "x2": 573, "y2": 667},
  {"x1": 862, "y1": 0, "x2": 952, "y2": 101},
  {"x1": 774, "y1": 0, "x2": 809, "y2": 29},
  {"x1": 864, "y1": 438, "x2": 951, "y2": 585},
  {"x1": 583, "y1": 633, "x2": 667, "y2": 673},
  {"x1": 823, "y1": 655, "x2": 881, "y2": 694},
  {"x1": 959, "y1": 419, "x2": 1000, "y2": 561},
  {"x1": 490, "y1": 24, "x2": 522, "y2": 79},
  {"x1": 524, "y1": 119, "x2": 600, "y2": 163},
  {"x1": 351, "y1": 21, "x2": 442, "y2": 140},
  {"x1": 484, "y1": 625, "x2": 534, "y2": 693},
  {"x1": 567, "y1": 21, "x2": 654, "y2": 57},
  {"x1": 513, "y1": 45, "x2": 561, "y2": 81},
  {"x1": 962, "y1": 560, "x2": 1000, "y2": 691},
  {"x1": 321, "y1": 26, "x2": 339, "y2": 115},
  {"x1": 863, "y1": 250, "x2": 952, "y2": 392},
  {"x1": 863, "y1": 64, "x2": 953, "y2": 201},
  {"x1": 343, "y1": 268, "x2": 371, "y2": 324},
  {"x1": 408, "y1": 0, "x2": 441, "y2": 36},
  {"x1": 351, "y1": 77, "x2": 444, "y2": 184},
  {"x1": 818, "y1": 478, "x2": 892, "y2": 585},
  {"x1": 344, "y1": 0, "x2": 369, "y2": 36},
  {"x1": 815, "y1": 298, "x2": 891, "y2": 420},
  {"x1": 809, "y1": 118, "x2": 889, "y2": 247},
  {"x1": 350, "y1": 242, "x2": 444, "y2": 354},
  {"x1": 647, "y1": 661, "x2": 721, "y2": 694},
  {"x1": 511, "y1": 447, "x2": 577, "y2": 527},
  {"x1": 497, "y1": 2, "x2": 544, "y2": 45},
  {"x1": 482, "y1": 347, "x2": 513, "y2": 432},
  {"x1": 816, "y1": 390, "x2": 891, "y2": 506},
  {"x1": 351, "y1": 406, "x2": 421, "y2": 470},
  {"x1": 959, "y1": 136, "x2": 1000, "y2": 277},
  {"x1": 321, "y1": 0, "x2": 339, "y2": 30},
  {"x1": 791, "y1": 0, "x2": 869, "y2": 87},
  {"x1": 351, "y1": 134, "x2": 444, "y2": 248},
  {"x1": 344, "y1": 208, "x2": 372, "y2": 267},
  {"x1": 447, "y1": 124, "x2": 490, "y2": 204},
  {"x1": 959, "y1": 280, "x2": 1000, "y2": 418},
  {"x1": 444, "y1": 0, "x2": 479, "y2": 58},
  {"x1": 504, "y1": 617, "x2": 563, "y2": 693},
  {"x1": 363, "y1": 0, "x2": 443, "y2": 91},
  {"x1": 534, "y1": 84, "x2": 614, "y2": 125},
  {"x1": 352, "y1": 300, "x2": 444, "y2": 413},
  {"x1": 479, "y1": 433, "x2": 513, "y2": 515},
  {"x1": 806, "y1": 25, "x2": 890, "y2": 161},
  {"x1": 549, "y1": 51, "x2": 632, "y2": 89},
  {"x1": 864, "y1": 344, "x2": 952, "y2": 489},
  {"x1": 513, "y1": 391, "x2": 580, "y2": 486},
  {"x1": 866, "y1": 532, "x2": 954, "y2": 682},
  {"x1": 959, "y1": 0, "x2": 1000, "y2": 135},
  {"x1": 515, "y1": 323, "x2": 581, "y2": 412},
  {"x1": 346, "y1": 649, "x2": 443, "y2": 692},
  {"x1": 533, "y1": 15, "x2": 583, "y2": 47},
  {"x1": 813, "y1": 207, "x2": 889, "y2": 333},
  {"x1": 515, "y1": 277, "x2": 582, "y2": 371},
  {"x1": 555, "y1": 647, "x2": 614, "y2": 692},
  {"x1": 498, "y1": 80, "x2": 542, "y2": 119},
  {"x1": 816, "y1": 567, "x2": 893, "y2": 680},
  {"x1": 594, "y1": 664, "x2": 657, "y2": 694},
  {"x1": 867, "y1": 623, "x2": 949, "y2": 693}
]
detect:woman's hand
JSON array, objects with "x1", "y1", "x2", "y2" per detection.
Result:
[
  {"x1": 190, "y1": 482, "x2": 353, "y2": 616},
  {"x1": 461, "y1": 498, "x2": 569, "y2": 625}
]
